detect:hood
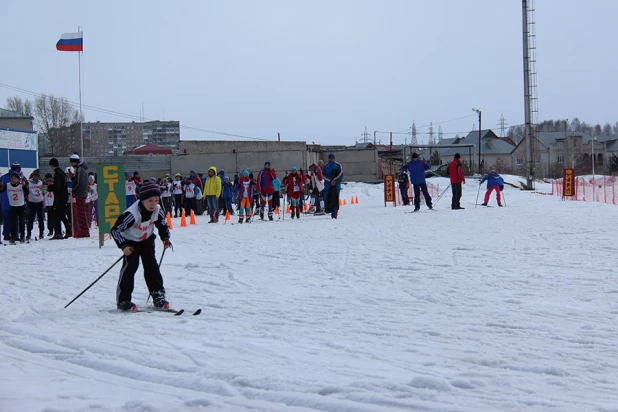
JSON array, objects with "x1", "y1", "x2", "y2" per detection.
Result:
[
  {"x1": 208, "y1": 166, "x2": 218, "y2": 175},
  {"x1": 76, "y1": 161, "x2": 88, "y2": 171}
]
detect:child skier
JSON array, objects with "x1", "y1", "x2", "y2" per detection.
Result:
[
  {"x1": 237, "y1": 170, "x2": 253, "y2": 223},
  {"x1": 125, "y1": 173, "x2": 137, "y2": 208},
  {"x1": 172, "y1": 173, "x2": 184, "y2": 218},
  {"x1": 110, "y1": 182, "x2": 172, "y2": 311},
  {"x1": 160, "y1": 177, "x2": 173, "y2": 216},
  {"x1": 0, "y1": 172, "x2": 29, "y2": 243},
  {"x1": 283, "y1": 166, "x2": 304, "y2": 219},
  {"x1": 222, "y1": 176, "x2": 234, "y2": 216},
  {"x1": 26, "y1": 171, "x2": 45, "y2": 240},
  {"x1": 480, "y1": 169, "x2": 505, "y2": 206},
  {"x1": 44, "y1": 174, "x2": 55, "y2": 237}
]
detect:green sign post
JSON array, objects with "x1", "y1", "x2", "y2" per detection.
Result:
[{"x1": 97, "y1": 164, "x2": 126, "y2": 248}]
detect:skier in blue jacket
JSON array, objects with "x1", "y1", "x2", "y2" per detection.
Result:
[
  {"x1": 480, "y1": 169, "x2": 504, "y2": 206},
  {"x1": 322, "y1": 154, "x2": 343, "y2": 219},
  {"x1": 405, "y1": 153, "x2": 433, "y2": 211}
]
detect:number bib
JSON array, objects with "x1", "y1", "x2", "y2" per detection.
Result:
[
  {"x1": 28, "y1": 180, "x2": 44, "y2": 203},
  {"x1": 8, "y1": 184, "x2": 25, "y2": 207}
]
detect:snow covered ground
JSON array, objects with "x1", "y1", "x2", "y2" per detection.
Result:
[{"x1": 2, "y1": 176, "x2": 618, "y2": 412}]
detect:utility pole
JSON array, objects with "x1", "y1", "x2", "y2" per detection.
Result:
[
  {"x1": 473, "y1": 108, "x2": 482, "y2": 174},
  {"x1": 522, "y1": 0, "x2": 537, "y2": 190},
  {"x1": 373, "y1": 130, "x2": 377, "y2": 145}
]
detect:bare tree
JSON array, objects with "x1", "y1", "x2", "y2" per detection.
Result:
[
  {"x1": 4, "y1": 96, "x2": 32, "y2": 116},
  {"x1": 33, "y1": 94, "x2": 81, "y2": 156}
]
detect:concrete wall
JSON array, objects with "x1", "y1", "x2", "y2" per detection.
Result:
[
  {"x1": 40, "y1": 156, "x2": 171, "y2": 178},
  {"x1": 320, "y1": 149, "x2": 378, "y2": 182},
  {"x1": 0, "y1": 117, "x2": 34, "y2": 131}
]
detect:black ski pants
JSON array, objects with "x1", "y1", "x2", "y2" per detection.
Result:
[
  {"x1": 451, "y1": 183, "x2": 462, "y2": 209},
  {"x1": 117, "y1": 235, "x2": 164, "y2": 305},
  {"x1": 9, "y1": 205, "x2": 25, "y2": 239},
  {"x1": 27, "y1": 201, "x2": 45, "y2": 236},
  {"x1": 54, "y1": 202, "x2": 71, "y2": 236},
  {"x1": 173, "y1": 194, "x2": 183, "y2": 217},
  {"x1": 46, "y1": 205, "x2": 55, "y2": 234},
  {"x1": 413, "y1": 184, "x2": 432, "y2": 209}
]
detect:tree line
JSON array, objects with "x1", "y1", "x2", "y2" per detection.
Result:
[
  {"x1": 508, "y1": 118, "x2": 618, "y2": 143},
  {"x1": 5, "y1": 95, "x2": 82, "y2": 156}
]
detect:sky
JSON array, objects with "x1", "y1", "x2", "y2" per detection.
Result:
[{"x1": 1, "y1": 0, "x2": 617, "y2": 146}]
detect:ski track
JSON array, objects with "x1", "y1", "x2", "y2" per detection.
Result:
[{"x1": 2, "y1": 178, "x2": 618, "y2": 411}]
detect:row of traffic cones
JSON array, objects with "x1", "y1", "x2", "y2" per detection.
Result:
[
  {"x1": 166, "y1": 209, "x2": 197, "y2": 230},
  {"x1": 339, "y1": 195, "x2": 359, "y2": 206}
]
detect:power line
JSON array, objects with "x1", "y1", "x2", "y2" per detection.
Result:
[{"x1": 0, "y1": 82, "x2": 267, "y2": 141}]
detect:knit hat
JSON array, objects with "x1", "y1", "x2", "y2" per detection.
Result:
[
  {"x1": 133, "y1": 171, "x2": 140, "y2": 176},
  {"x1": 291, "y1": 166, "x2": 297, "y2": 171},
  {"x1": 264, "y1": 161, "x2": 271, "y2": 166},
  {"x1": 490, "y1": 169, "x2": 496, "y2": 173},
  {"x1": 65, "y1": 166, "x2": 74, "y2": 174},
  {"x1": 454, "y1": 153, "x2": 461, "y2": 159},
  {"x1": 328, "y1": 153, "x2": 335, "y2": 159},
  {"x1": 11, "y1": 161, "x2": 20, "y2": 171},
  {"x1": 412, "y1": 152, "x2": 419, "y2": 159},
  {"x1": 150, "y1": 177, "x2": 156, "y2": 182},
  {"x1": 69, "y1": 153, "x2": 80, "y2": 163},
  {"x1": 139, "y1": 182, "x2": 161, "y2": 201},
  {"x1": 175, "y1": 173, "x2": 181, "y2": 177},
  {"x1": 241, "y1": 169, "x2": 249, "y2": 176}
]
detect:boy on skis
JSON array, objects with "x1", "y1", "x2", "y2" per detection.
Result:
[
  {"x1": 0, "y1": 172, "x2": 29, "y2": 243},
  {"x1": 237, "y1": 170, "x2": 253, "y2": 223},
  {"x1": 480, "y1": 169, "x2": 505, "y2": 206},
  {"x1": 283, "y1": 166, "x2": 304, "y2": 219},
  {"x1": 110, "y1": 182, "x2": 172, "y2": 311}
]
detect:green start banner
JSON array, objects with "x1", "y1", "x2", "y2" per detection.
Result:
[{"x1": 97, "y1": 164, "x2": 126, "y2": 247}]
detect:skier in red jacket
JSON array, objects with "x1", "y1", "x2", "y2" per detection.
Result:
[{"x1": 447, "y1": 153, "x2": 466, "y2": 210}]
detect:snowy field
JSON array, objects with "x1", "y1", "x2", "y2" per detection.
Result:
[{"x1": 2, "y1": 176, "x2": 618, "y2": 412}]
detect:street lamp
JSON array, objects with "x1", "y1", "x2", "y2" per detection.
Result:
[{"x1": 472, "y1": 108, "x2": 482, "y2": 174}]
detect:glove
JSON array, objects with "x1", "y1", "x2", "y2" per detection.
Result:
[
  {"x1": 500, "y1": 185, "x2": 504, "y2": 192},
  {"x1": 163, "y1": 240, "x2": 172, "y2": 249}
]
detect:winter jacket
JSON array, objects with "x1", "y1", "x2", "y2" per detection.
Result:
[
  {"x1": 257, "y1": 168, "x2": 277, "y2": 195},
  {"x1": 237, "y1": 176, "x2": 254, "y2": 201},
  {"x1": 405, "y1": 159, "x2": 430, "y2": 184},
  {"x1": 397, "y1": 172, "x2": 409, "y2": 189},
  {"x1": 283, "y1": 172, "x2": 304, "y2": 195},
  {"x1": 1, "y1": 164, "x2": 22, "y2": 211},
  {"x1": 50, "y1": 167, "x2": 68, "y2": 206},
  {"x1": 448, "y1": 160, "x2": 466, "y2": 184},
  {"x1": 188, "y1": 174, "x2": 203, "y2": 191},
  {"x1": 273, "y1": 177, "x2": 282, "y2": 192},
  {"x1": 222, "y1": 181, "x2": 234, "y2": 199},
  {"x1": 323, "y1": 161, "x2": 343, "y2": 190},
  {"x1": 72, "y1": 162, "x2": 89, "y2": 198},
  {"x1": 480, "y1": 172, "x2": 504, "y2": 189},
  {"x1": 203, "y1": 166, "x2": 222, "y2": 197}
]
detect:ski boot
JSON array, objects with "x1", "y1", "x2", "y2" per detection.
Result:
[
  {"x1": 26, "y1": 233, "x2": 31, "y2": 241},
  {"x1": 245, "y1": 216, "x2": 251, "y2": 223},
  {"x1": 151, "y1": 291, "x2": 169, "y2": 309},
  {"x1": 296, "y1": 211, "x2": 301, "y2": 219},
  {"x1": 117, "y1": 301, "x2": 137, "y2": 311},
  {"x1": 238, "y1": 215, "x2": 244, "y2": 224},
  {"x1": 268, "y1": 214, "x2": 274, "y2": 221}
]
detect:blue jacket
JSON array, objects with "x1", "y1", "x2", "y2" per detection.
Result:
[
  {"x1": 323, "y1": 161, "x2": 343, "y2": 190},
  {"x1": 273, "y1": 177, "x2": 282, "y2": 191},
  {"x1": 405, "y1": 159, "x2": 430, "y2": 184},
  {"x1": 480, "y1": 172, "x2": 504, "y2": 189},
  {"x1": 222, "y1": 181, "x2": 234, "y2": 199}
]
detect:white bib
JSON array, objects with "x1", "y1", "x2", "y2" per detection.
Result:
[
  {"x1": 45, "y1": 190, "x2": 55, "y2": 207},
  {"x1": 125, "y1": 181, "x2": 136, "y2": 196},
  {"x1": 122, "y1": 202, "x2": 161, "y2": 242},
  {"x1": 28, "y1": 180, "x2": 44, "y2": 203},
  {"x1": 185, "y1": 183, "x2": 195, "y2": 199},
  {"x1": 173, "y1": 181, "x2": 183, "y2": 195},
  {"x1": 8, "y1": 184, "x2": 25, "y2": 207}
]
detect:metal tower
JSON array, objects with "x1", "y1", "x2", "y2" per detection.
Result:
[{"x1": 411, "y1": 121, "x2": 418, "y2": 146}]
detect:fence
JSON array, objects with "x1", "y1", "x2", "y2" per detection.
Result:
[
  {"x1": 395, "y1": 182, "x2": 439, "y2": 206},
  {"x1": 551, "y1": 175, "x2": 617, "y2": 204}
]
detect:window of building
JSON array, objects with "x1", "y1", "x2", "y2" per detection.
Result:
[
  {"x1": 557, "y1": 155, "x2": 564, "y2": 164},
  {"x1": 516, "y1": 158, "x2": 523, "y2": 165}
]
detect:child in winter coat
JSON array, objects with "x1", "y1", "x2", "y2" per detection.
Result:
[
  {"x1": 237, "y1": 170, "x2": 253, "y2": 223},
  {"x1": 0, "y1": 172, "x2": 29, "y2": 243},
  {"x1": 222, "y1": 176, "x2": 234, "y2": 216},
  {"x1": 480, "y1": 169, "x2": 505, "y2": 206},
  {"x1": 283, "y1": 167, "x2": 304, "y2": 219},
  {"x1": 26, "y1": 171, "x2": 45, "y2": 240},
  {"x1": 110, "y1": 182, "x2": 171, "y2": 311}
]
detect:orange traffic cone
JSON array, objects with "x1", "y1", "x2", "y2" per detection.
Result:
[
  {"x1": 355, "y1": 195, "x2": 359, "y2": 204},
  {"x1": 339, "y1": 199, "x2": 343, "y2": 206},
  {"x1": 350, "y1": 197, "x2": 355, "y2": 204},
  {"x1": 180, "y1": 210, "x2": 187, "y2": 227},
  {"x1": 225, "y1": 210, "x2": 231, "y2": 221},
  {"x1": 305, "y1": 203, "x2": 310, "y2": 211},
  {"x1": 166, "y1": 212, "x2": 173, "y2": 230},
  {"x1": 286, "y1": 204, "x2": 291, "y2": 214},
  {"x1": 275, "y1": 206, "x2": 280, "y2": 215},
  {"x1": 343, "y1": 199, "x2": 347, "y2": 205},
  {"x1": 190, "y1": 210, "x2": 197, "y2": 225}
]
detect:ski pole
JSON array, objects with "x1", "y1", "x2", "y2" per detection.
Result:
[
  {"x1": 501, "y1": 188, "x2": 507, "y2": 207},
  {"x1": 147, "y1": 246, "x2": 170, "y2": 303},
  {"x1": 432, "y1": 184, "x2": 451, "y2": 208},
  {"x1": 64, "y1": 255, "x2": 124, "y2": 308},
  {"x1": 475, "y1": 183, "x2": 482, "y2": 208}
]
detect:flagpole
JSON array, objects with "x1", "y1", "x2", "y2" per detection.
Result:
[{"x1": 78, "y1": 26, "x2": 83, "y2": 157}]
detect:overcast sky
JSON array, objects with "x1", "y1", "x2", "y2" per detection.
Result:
[{"x1": 2, "y1": 0, "x2": 617, "y2": 146}]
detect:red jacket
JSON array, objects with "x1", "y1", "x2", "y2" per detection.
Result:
[
  {"x1": 257, "y1": 169, "x2": 277, "y2": 195},
  {"x1": 283, "y1": 172, "x2": 304, "y2": 196},
  {"x1": 448, "y1": 160, "x2": 466, "y2": 184}
]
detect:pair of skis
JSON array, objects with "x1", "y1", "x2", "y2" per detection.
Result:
[{"x1": 127, "y1": 307, "x2": 202, "y2": 316}]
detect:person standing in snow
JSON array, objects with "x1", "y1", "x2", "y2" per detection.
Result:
[
  {"x1": 257, "y1": 161, "x2": 277, "y2": 221},
  {"x1": 222, "y1": 176, "x2": 234, "y2": 216},
  {"x1": 237, "y1": 170, "x2": 253, "y2": 223},
  {"x1": 405, "y1": 152, "x2": 432, "y2": 211},
  {"x1": 125, "y1": 172, "x2": 137, "y2": 208},
  {"x1": 480, "y1": 169, "x2": 504, "y2": 207},
  {"x1": 283, "y1": 166, "x2": 304, "y2": 219},
  {"x1": 172, "y1": 173, "x2": 184, "y2": 218},
  {"x1": 160, "y1": 177, "x2": 173, "y2": 215},
  {"x1": 308, "y1": 163, "x2": 325, "y2": 214},
  {"x1": 204, "y1": 166, "x2": 222, "y2": 223},
  {"x1": 111, "y1": 182, "x2": 171, "y2": 311},
  {"x1": 322, "y1": 154, "x2": 343, "y2": 219},
  {"x1": 44, "y1": 173, "x2": 55, "y2": 237},
  {"x1": 397, "y1": 166, "x2": 410, "y2": 206},
  {"x1": 1, "y1": 161, "x2": 22, "y2": 240},
  {"x1": 26, "y1": 170, "x2": 45, "y2": 240},
  {"x1": 88, "y1": 175, "x2": 98, "y2": 228},
  {"x1": 448, "y1": 153, "x2": 466, "y2": 210},
  {"x1": 0, "y1": 171, "x2": 28, "y2": 243},
  {"x1": 183, "y1": 176, "x2": 197, "y2": 217},
  {"x1": 48, "y1": 158, "x2": 71, "y2": 239},
  {"x1": 69, "y1": 153, "x2": 90, "y2": 238}
]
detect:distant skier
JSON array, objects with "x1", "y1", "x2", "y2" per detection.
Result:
[
  {"x1": 204, "y1": 166, "x2": 222, "y2": 223},
  {"x1": 480, "y1": 169, "x2": 504, "y2": 207},
  {"x1": 172, "y1": 173, "x2": 183, "y2": 218},
  {"x1": 308, "y1": 163, "x2": 324, "y2": 214},
  {"x1": 237, "y1": 170, "x2": 253, "y2": 223},
  {"x1": 448, "y1": 153, "x2": 466, "y2": 210},
  {"x1": 160, "y1": 177, "x2": 172, "y2": 216},
  {"x1": 397, "y1": 166, "x2": 410, "y2": 206},
  {"x1": 405, "y1": 152, "x2": 432, "y2": 211},
  {"x1": 111, "y1": 182, "x2": 171, "y2": 311},
  {"x1": 125, "y1": 173, "x2": 137, "y2": 208},
  {"x1": 222, "y1": 176, "x2": 234, "y2": 216},
  {"x1": 26, "y1": 170, "x2": 45, "y2": 240},
  {"x1": 323, "y1": 154, "x2": 343, "y2": 219},
  {"x1": 283, "y1": 167, "x2": 304, "y2": 219},
  {"x1": 257, "y1": 161, "x2": 277, "y2": 221},
  {"x1": 0, "y1": 171, "x2": 28, "y2": 243}
]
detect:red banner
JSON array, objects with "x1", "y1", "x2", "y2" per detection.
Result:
[
  {"x1": 563, "y1": 168, "x2": 575, "y2": 198},
  {"x1": 384, "y1": 174, "x2": 396, "y2": 206}
]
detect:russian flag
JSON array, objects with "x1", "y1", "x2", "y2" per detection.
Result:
[{"x1": 56, "y1": 32, "x2": 83, "y2": 52}]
